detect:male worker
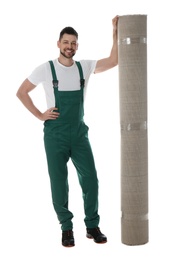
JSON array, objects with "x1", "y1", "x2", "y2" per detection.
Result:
[{"x1": 16, "y1": 15, "x2": 119, "y2": 247}]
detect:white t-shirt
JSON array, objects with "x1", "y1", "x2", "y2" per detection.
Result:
[{"x1": 28, "y1": 59, "x2": 97, "y2": 108}]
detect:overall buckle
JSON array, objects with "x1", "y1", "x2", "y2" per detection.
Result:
[
  {"x1": 53, "y1": 80, "x2": 59, "y2": 88},
  {"x1": 80, "y1": 79, "x2": 85, "y2": 87}
]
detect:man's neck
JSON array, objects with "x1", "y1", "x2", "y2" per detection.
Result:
[{"x1": 58, "y1": 56, "x2": 74, "y2": 67}]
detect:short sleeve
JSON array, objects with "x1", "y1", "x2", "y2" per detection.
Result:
[{"x1": 27, "y1": 63, "x2": 47, "y2": 85}]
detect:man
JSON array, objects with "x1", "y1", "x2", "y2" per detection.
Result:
[{"x1": 16, "y1": 15, "x2": 119, "y2": 247}]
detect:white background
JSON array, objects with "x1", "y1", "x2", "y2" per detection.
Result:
[{"x1": 1, "y1": 0, "x2": 171, "y2": 259}]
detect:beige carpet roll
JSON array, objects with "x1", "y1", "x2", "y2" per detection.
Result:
[{"x1": 118, "y1": 15, "x2": 148, "y2": 245}]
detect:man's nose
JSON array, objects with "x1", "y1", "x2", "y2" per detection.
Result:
[{"x1": 68, "y1": 43, "x2": 72, "y2": 49}]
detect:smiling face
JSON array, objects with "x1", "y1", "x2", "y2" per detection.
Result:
[{"x1": 57, "y1": 34, "x2": 78, "y2": 59}]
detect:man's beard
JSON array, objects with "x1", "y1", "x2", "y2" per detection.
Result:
[{"x1": 60, "y1": 50, "x2": 76, "y2": 59}]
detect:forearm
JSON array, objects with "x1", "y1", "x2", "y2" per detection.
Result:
[
  {"x1": 95, "y1": 35, "x2": 118, "y2": 73},
  {"x1": 109, "y1": 15, "x2": 119, "y2": 66},
  {"x1": 110, "y1": 31, "x2": 118, "y2": 66},
  {"x1": 95, "y1": 15, "x2": 119, "y2": 73},
  {"x1": 16, "y1": 91, "x2": 43, "y2": 120},
  {"x1": 16, "y1": 78, "x2": 60, "y2": 121}
]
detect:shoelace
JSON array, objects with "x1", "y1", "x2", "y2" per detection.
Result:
[
  {"x1": 96, "y1": 227, "x2": 101, "y2": 233},
  {"x1": 88, "y1": 227, "x2": 103, "y2": 238}
]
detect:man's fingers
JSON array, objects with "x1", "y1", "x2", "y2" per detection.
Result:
[{"x1": 49, "y1": 107, "x2": 58, "y2": 112}]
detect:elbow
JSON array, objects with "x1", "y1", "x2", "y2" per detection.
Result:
[
  {"x1": 16, "y1": 89, "x2": 21, "y2": 100},
  {"x1": 110, "y1": 53, "x2": 118, "y2": 68},
  {"x1": 114, "y1": 55, "x2": 118, "y2": 67},
  {"x1": 114, "y1": 53, "x2": 118, "y2": 66},
  {"x1": 115, "y1": 60, "x2": 118, "y2": 66},
  {"x1": 113, "y1": 60, "x2": 118, "y2": 67},
  {"x1": 111, "y1": 59, "x2": 118, "y2": 68},
  {"x1": 16, "y1": 88, "x2": 25, "y2": 101},
  {"x1": 16, "y1": 78, "x2": 33, "y2": 100}
]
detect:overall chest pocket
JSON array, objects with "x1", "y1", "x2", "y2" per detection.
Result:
[
  {"x1": 59, "y1": 91, "x2": 83, "y2": 105},
  {"x1": 57, "y1": 90, "x2": 84, "y2": 120}
]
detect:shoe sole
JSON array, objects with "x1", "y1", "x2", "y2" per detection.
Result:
[
  {"x1": 62, "y1": 241, "x2": 75, "y2": 247},
  {"x1": 62, "y1": 243, "x2": 75, "y2": 247},
  {"x1": 63, "y1": 245, "x2": 75, "y2": 247}
]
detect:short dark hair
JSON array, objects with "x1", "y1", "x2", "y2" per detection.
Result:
[{"x1": 59, "y1": 27, "x2": 78, "y2": 40}]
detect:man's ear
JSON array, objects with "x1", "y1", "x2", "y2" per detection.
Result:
[{"x1": 57, "y1": 40, "x2": 60, "y2": 48}]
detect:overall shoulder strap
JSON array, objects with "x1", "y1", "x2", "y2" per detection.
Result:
[
  {"x1": 75, "y1": 61, "x2": 85, "y2": 87},
  {"x1": 48, "y1": 60, "x2": 58, "y2": 87}
]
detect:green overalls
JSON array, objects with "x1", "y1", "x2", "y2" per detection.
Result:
[{"x1": 43, "y1": 61, "x2": 100, "y2": 231}]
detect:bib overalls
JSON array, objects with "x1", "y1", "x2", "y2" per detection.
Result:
[{"x1": 43, "y1": 61, "x2": 100, "y2": 231}]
